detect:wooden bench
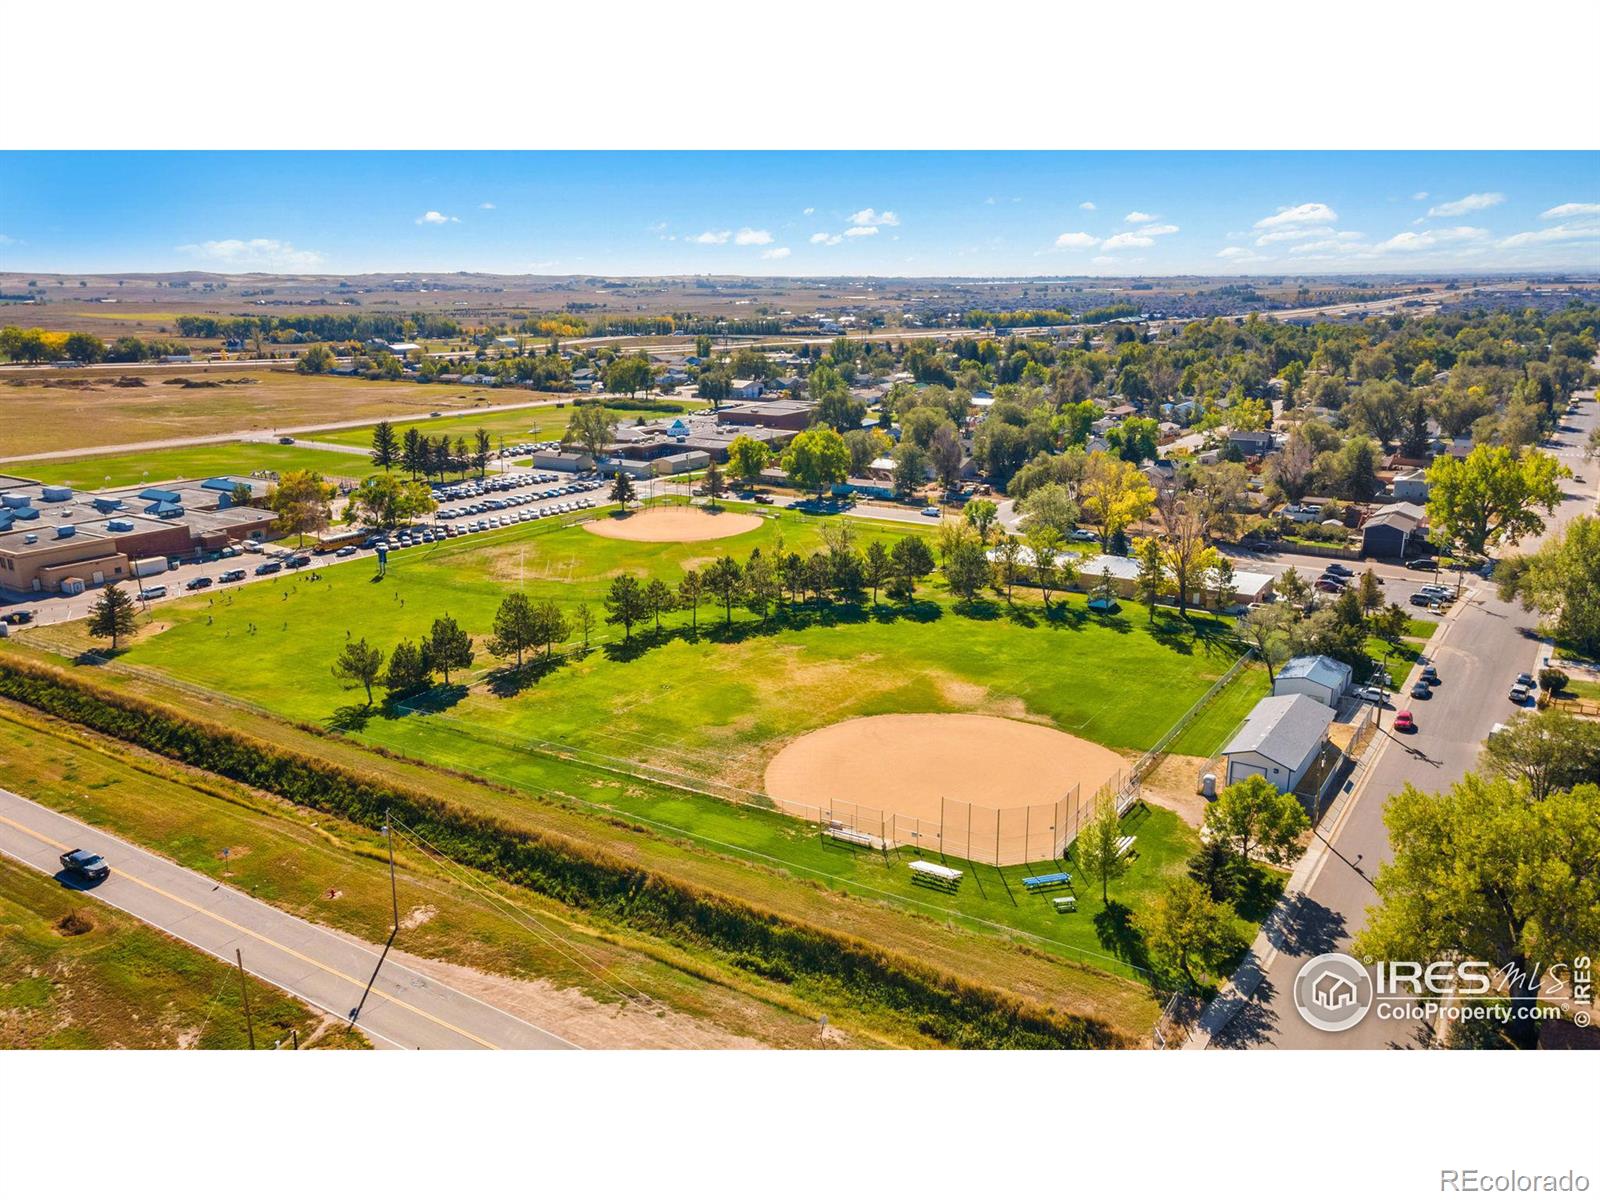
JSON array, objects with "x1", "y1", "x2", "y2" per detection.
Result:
[
  {"x1": 908, "y1": 860, "x2": 963, "y2": 891},
  {"x1": 1051, "y1": 894, "x2": 1078, "y2": 913},
  {"x1": 1021, "y1": 871, "x2": 1072, "y2": 892},
  {"x1": 822, "y1": 826, "x2": 876, "y2": 850},
  {"x1": 1114, "y1": 835, "x2": 1137, "y2": 860}
]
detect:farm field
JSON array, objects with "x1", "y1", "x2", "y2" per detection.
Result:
[
  {"x1": 2, "y1": 439, "x2": 371, "y2": 489},
  {"x1": 0, "y1": 849, "x2": 354, "y2": 1050},
  {"x1": 0, "y1": 364, "x2": 524, "y2": 457},
  {"x1": 308, "y1": 397, "x2": 710, "y2": 452}
]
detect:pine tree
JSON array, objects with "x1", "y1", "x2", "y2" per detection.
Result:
[
  {"x1": 87, "y1": 583, "x2": 138, "y2": 650},
  {"x1": 371, "y1": 420, "x2": 399, "y2": 471}
]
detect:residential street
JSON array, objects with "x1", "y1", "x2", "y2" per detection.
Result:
[
  {"x1": 0, "y1": 787, "x2": 576, "y2": 1050},
  {"x1": 1196, "y1": 389, "x2": 1598, "y2": 1049}
]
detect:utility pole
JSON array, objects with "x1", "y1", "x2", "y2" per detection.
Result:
[
  {"x1": 386, "y1": 807, "x2": 399, "y2": 931},
  {"x1": 236, "y1": 948, "x2": 255, "y2": 1050}
]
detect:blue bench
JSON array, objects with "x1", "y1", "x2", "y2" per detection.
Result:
[{"x1": 1021, "y1": 871, "x2": 1072, "y2": 892}]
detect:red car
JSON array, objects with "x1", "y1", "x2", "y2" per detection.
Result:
[{"x1": 1393, "y1": 709, "x2": 1416, "y2": 733}]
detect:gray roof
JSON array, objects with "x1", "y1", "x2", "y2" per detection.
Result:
[
  {"x1": 1277, "y1": 655, "x2": 1352, "y2": 691},
  {"x1": 1222, "y1": 693, "x2": 1335, "y2": 769}
]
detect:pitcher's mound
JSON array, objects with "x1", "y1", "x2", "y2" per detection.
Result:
[
  {"x1": 764, "y1": 713, "x2": 1128, "y2": 862},
  {"x1": 586, "y1": 506, "x2": 762, "y2": 542}
]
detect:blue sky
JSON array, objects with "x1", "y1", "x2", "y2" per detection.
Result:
[{"x1": 2, "y1": 151, "x2": 1596, "y2": 277}]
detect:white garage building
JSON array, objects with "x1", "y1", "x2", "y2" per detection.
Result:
[
  {"x1": 1272, "y1": 655, "x2": 1352, "y2": 709},
  {"x1": 1221, "y1": 693, "x2": 1336, "y2": 794}
]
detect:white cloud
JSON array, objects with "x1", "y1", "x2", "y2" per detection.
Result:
[
  {"x1": 1411, "y1": 191, "x2": 1429, "y2": 201},
  {"x1": 802, "y1": 206, "x2": 815, "y2": 216},
  {"x1": 415, "y1": 210, "x2": 459, "y2": 225},
  {"x1": 1540, "y1": 202, "x2": 1600, "y2": 220},
  {"x1": 844, "y1": 225, "x2": 878, "y2": 238},
  {"x1": 1427, "y1": 192, "x2": 1505, "y2": 217},
  {"x1": 1054, "y1": 231, "x2": 1100, "y2": 249},
  {"x1": 810, "y1": 232, "x2": 842, "y2": 246},
  {"x1": 1138, "y1": 223, "x2": 1179, "y2": 237},
  {"x1": 691, "y1": 230, "x2": 731, "y2": 245},
  {"x1": 1286, "y1": 235, "x2": 1367, "y2": 256},
  {"x1": 1370, "y1": 226, "x2": 1489, "y2": 254},
  {"x1": 848, "y1": 208, "x2": 899, "y2": 227},
  {"x1": 175, "y1": 238, "x2": 326, "y2": 270},
  {"x1": 1100, "y1": 231, "x2": 1154, "y2": 251},
  {"x1": 0, "y1": 233, "x2": 15, "y2": 246},
  {"x1": 1123, "y1": 211, "x2": 1157, "y2": 224},
  {"x1": 733, "y1": 227, "x2": 773, "y2": 245},
  {"x1": 761, "y1": 247, "x2": 791, "y2": 260},
  {"x1": 1498, "y1": 221, "x2": 1600, "y2": 248},
  {"x1": 1079, "y1": 201, "x2": 1096, "y2": 211},
  {"x1": 1216, "y1": 246, "x2": 1261, "y2": 261},
  {"x1": 479, "y1": 202, "x2": 496, "y2": 210},
  {"x1": 1254, "y1": 202, "x2": 1338, "y2": 230}
]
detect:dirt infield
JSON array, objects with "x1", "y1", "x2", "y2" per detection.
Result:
[
  {"x1": 763, "y1": 713, "x2": 1129, "y2": 864},
  {"x1": 585, "y1": 506, "x2": 762, "y2": 542}
]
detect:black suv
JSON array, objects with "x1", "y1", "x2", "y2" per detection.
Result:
[{"x1": 59, "y1": 848, "x2": 110, "y2": 882}]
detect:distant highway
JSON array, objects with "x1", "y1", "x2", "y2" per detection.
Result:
[{"x1": 0, "y1": 787, "x2": 576, "y2": 1050}]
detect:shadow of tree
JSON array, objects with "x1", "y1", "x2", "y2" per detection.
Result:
[
  {"x1": 485, "y1": 660, "x2": 561, "y2": 696},
  {"x1": 1092, "y1": 900, "x2": 1151, "y2": 972},
  {"x1": 327, "y1": 703, "x2": 374, "y2": 732},
  {"x1": 399, "y1": 682, "x2": 469, "y2": 713},
  {"x1": 1208, "y1": 973, "x2": 1281, "y2": 1048},
  {"x1": 1260, "y1": 893, "x2": 1347, "y2": 958}
]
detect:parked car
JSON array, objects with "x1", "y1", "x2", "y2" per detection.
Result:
[
  {"x1": 219, "y1": 569, "x2": 247, "y2": 583},
  {"x1": 185, "y1": 576, "x2": 214, "y2": 591},
  {"x1": 1410, "y1": 592, "x2": 1440, "y2": 606},
  {"x1": 335, "y1": 546, "x2": 357, "y2": 557},
  {"x1": 253, "y1": 561, "x2": 283, "y2": 576},
  {"x1": 137, "y1": 585, "x2": 167, "y2": 600},
  {"x1": 1410, "y1": 681, "x2": 1433, "y2": 700},
  {"x1": 1393, "y1": 710, "x2": 1416, "y2": 733},
  {"x1": 58, "y1": 848, "x2": 110, "y2": 883},
  {"x1": 277, "y1": 435, "x2": 296, "y2": 445},
  {"x1": 286, "y1": 554, "x2": 311, "y2": 568},
  {"x1": 1315, "y1": 578, "x2": 1345, "y2": 593},
  {"x1": 1, "y1": 610, "x2": 34, "y2": 626},
  {"x1": 1420, "y1": 665, "x2": 1439, "y2": 685},
  {"x1": 1405, "y1": 557, "x2": 1438, "y2": 571},
  {"x1": 1069, "y1": 529, "x2": 1098, "y2": 543},
  {"x1": 1514, "y1": 672, "x2": 1536, "y2": 690},
  {"x1": 1324, "y1": 563, "x2": 1353, "y2": 577},
  {"x1": 218, "y1": 545, "x2": 241, "y2": 559},
  {"x1": 1509, "y1": 683, "x2": 1532, "y2": 705},
  {"x1": 1357, "y1": 685, "x2": 1387, "y2": 704},
  {"x1": 1247, "y1": 540, "x2": 1274, "y2": 552},
  {"x1": 241, "y1": 539, "x2": 263, "y2": 553},
  {"x1": 921, "y1": 506, "x2": 941, "y2": 517}
]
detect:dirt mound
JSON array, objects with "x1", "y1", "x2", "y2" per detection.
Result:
[{"x1": 585, "y1": 506, "x2": 762, "y2": 543}]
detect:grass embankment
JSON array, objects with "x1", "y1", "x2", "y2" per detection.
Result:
[
  {"x1": 0, "y1": 702, "x2": 854, "y2": 1048},
  {"x1": 0, "y1": 652, "x2": 1156, "y2": 1046},
  {"x1": 4, "y1": 441, "x2": 371, "y2": 490},
  {"x1": 0, "y1": 854, "x2": 359, "y2": 1050}
]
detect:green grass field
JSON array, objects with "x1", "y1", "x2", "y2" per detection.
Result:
[
  {"x1": 55, "y1": 502, "x2": 1268, "y2": 978},
  {"x1": 3, "y1": 440, "x2": 373, "y2": 490},
  {"x1": 0, "y1": 852, "x2": 349, "y2": 1050},
  {"x1": 310, "y1": 398, "x2": 709, "y2": 452}
]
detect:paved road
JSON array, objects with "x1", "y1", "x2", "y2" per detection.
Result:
[
  {"x1": 0, "y1": 787, "x2": 575, "y2": 1050},
  {"x1": 1200, "y1": 388, "x2": 1599, "y2": 1049}
]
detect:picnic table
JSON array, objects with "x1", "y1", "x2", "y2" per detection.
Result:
[
  {"x1": 1114, "y1": 835, "x2": 1137, "y2": 859},
  {"x1": 1021, "y1": 871, "x2": 1072, "y2": 892},
  {"x1": 1051, "y1": 894, "x2": 1078, "y2": 913}
]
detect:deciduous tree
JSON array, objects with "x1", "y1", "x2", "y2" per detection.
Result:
[{"x1": 331, "y1": 636, "x2": 384, "y2": 705}]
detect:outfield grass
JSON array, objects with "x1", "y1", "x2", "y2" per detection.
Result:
[
  {"x1": 3, "y1": 440, "x2": 372, "y2": 490},
  {"x1": 309, "y1": 398, "x2": 710, "y2": 452},
  {"x1": 0, "y1": 852, "x2": 349, "y2": 1050}
]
